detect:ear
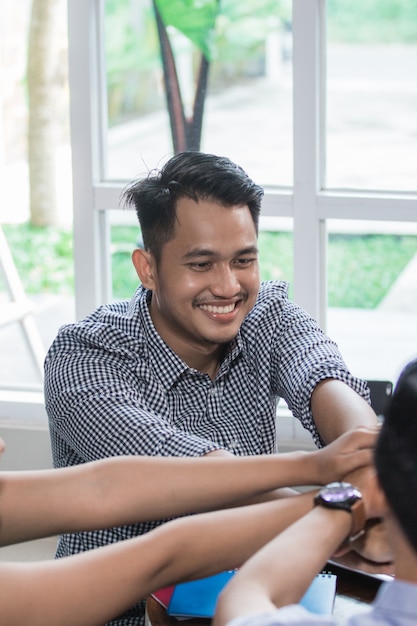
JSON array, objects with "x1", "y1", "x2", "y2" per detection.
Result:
[{"x1": 132, "y1": 248, "x2": 157, "y2": 290}]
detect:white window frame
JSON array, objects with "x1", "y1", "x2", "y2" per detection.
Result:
[
  {"x1": 68, "y1": 0, "x2": 416, "y2": 322},
  {"x1": 1, "y1": 0, "x2": 415, "y2": 423}
]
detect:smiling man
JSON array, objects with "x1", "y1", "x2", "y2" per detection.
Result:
[
  {"x1": 132, "y1": 196, "x2": 260, "y2": 378},
  {"x1": 44, "y1": 152, "x2": 378, "y2": 626}
]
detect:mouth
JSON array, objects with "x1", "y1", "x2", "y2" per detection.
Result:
[{"x1": 199, "y1": 303, "x2": 236, "y2": 314}]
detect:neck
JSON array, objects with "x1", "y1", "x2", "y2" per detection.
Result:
[
  {"x1": 148, "y1": 297, "x2": 225, "y2": 380},
  {"x1": 175, "y1": 342, "x2": 225, "y2": 380}
]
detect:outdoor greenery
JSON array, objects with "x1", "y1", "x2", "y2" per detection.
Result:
[
  {"x1": 104, "y1": 0, "x2": 290, "y2": 126},
  {"x1": 2, "y1": 1, "x2": 416, "y2": 310},
  {"x1": 2, "y1": 224, "x2": 416, "y2": 310},
  {"x1": 327, "y1": 0, "x2": 417, "y2": 43},
  {"x1": 104, "y1": 0, "x2": 417, "y2": 127},
  {"x1": 2, "y1": 224, "x2": 74, "y2": 295}
]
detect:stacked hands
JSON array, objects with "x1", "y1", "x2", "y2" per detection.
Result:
[{"x1": 312, "y1": 425, "x2": 392, "y2": 564}]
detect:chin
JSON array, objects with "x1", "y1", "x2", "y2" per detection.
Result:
[{"x1": 203, "y1": 330, "x2": 239, "y2": 346}]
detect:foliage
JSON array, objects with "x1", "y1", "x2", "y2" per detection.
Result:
[
  {"x1": 2, "y1": 224, "x2": 73, "y2": 294},
  {"x1": 327, "y1": 233, "x2": 417, "y2": 308},
  {"x1": 327, "y1": 0, "x2": 417, "y2": 43},
  {"x1": 104, "y1": 0, "x2": 290, "y2": 125},
  {"x1": 155, "y1": 0, "x2": 218, "y2": 60}
]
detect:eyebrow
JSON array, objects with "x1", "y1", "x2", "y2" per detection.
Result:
[{"x1": 182, "y1": 246, "x2": 258, "y2": 260}]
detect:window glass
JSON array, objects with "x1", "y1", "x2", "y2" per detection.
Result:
[
  {"x1": 0, "y1": 1, "x2": 74, "y2": 393},
  {"x1": 326, "y1": 220, "x2": 417, "y2": 383},
  {"x1": 109, "y1": 212, "x2": 141, "y2": 300},
  {"x1": 326, "y1": 0, "x2": 417, "y2": 191},
  {"x1": 258, "y1": 222, "x2": 293, "y2": 295},
  {"x1": 104, "y1": 0, "x2": 293, "y2": 186}
]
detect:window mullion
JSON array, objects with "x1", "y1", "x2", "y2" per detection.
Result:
[{"x1": 292, "y1": 0, "x2": 326, "y2": 325}]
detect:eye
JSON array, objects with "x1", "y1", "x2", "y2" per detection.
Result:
[
  {"x1": 188, "y1": 261, "x2": 212, "y2": 271},
  {"x1": 234, "y1": 257, "x2": 257, "y2": 267}
]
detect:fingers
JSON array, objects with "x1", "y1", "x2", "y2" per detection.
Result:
[
  {"x1": 342, "y1": 448, "x2": 374, "y2": 473},
  {"x1": 341, "y1": 426, "x2": 380, "y2": 450}
]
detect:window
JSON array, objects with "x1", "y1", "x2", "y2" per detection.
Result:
[
  {"x1": 326, "y1": 0, "x2": 417, "y2": 191},
  {"x1": 2, "y1": 0, "x2": 416, "y2": 423},
  {"x1": 103, "y1": 0, "x2": 293, "y2": 187}
]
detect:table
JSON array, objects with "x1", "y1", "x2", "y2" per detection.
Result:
[{"x1": 147, "y1": 558, "x2": 393, "y2": 625}]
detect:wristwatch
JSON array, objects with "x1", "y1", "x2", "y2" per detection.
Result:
[{"x1": 314, "y1": 481, "x2": 366, "y2": 542}]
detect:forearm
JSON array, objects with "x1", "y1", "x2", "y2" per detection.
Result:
[
  {"x1": 312, "y1": 379, "x2": 378, "y2": 443},
  {"x1": 0, "y1": 492, "x2": 317, "y2": 626},
  {"x1": 0, "y1": 453, "x2": 317, "y2": 545},
  {"x1": 214, "y1": 507, "x2": 351, "y2": 626},
  {"x1": 145, "y1": 490, "x2": 319, "y2": 586},
  {"x1": 0, "y1": 424, "x2": 376, "y2": 546}
]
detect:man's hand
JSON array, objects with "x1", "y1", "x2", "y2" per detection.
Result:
[{"x1": 311, "y1": 427, "x2": 379, "y2": 485}]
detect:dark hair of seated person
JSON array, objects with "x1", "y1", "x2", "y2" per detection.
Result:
[{"x1": 375, "y1": 357, "x2": 417, "y2": 553}]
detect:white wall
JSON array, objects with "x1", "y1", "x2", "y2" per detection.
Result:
[{"x1": 0, "y1": 423, "x2": 52, "y2": 470}]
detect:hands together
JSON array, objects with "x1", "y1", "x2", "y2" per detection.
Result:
[
  {"x1": 312, "y1": 426, "x2": 380, "y2": 485},
  {"x1": 313, "y1": 427, "x2": 393, "y2": 565}
]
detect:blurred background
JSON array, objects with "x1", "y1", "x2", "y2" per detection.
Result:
[{"x1": 0, "y1": 0, "x2": 416, "y2": 424}]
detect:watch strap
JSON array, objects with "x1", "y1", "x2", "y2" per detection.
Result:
[
  {"x1": 348, "y1": 497, "x2": 366, "y2": 542},
  {"x1": 314, "y1": 483, "x2": 366, "y2": 542}
]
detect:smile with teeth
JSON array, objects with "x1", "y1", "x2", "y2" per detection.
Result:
[{"x1": 199, "y1": 303, "x2": 236, "y2": 314}]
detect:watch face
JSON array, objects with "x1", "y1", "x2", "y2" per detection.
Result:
[{"x1": 320, "y1": 482, "x2": 360, "y2": 504}]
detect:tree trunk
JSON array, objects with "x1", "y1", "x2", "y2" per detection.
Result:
[
  {"x1": 152, "y1": 0, "x2": 212, "y2": 153},
  {"x1": 27, "y1": 0, "x2": 60, "y2": 226},
  {"x1": 153, "y1": 2, "x2": 188, "y2": 152}
]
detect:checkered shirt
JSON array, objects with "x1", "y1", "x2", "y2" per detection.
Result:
[{"x1": 44, "y1": 280, "x2": 368, "y2": 625}]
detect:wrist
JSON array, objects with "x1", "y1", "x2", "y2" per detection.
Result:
[
  {"x1": 314, "y1": 482, "x2": 366, "y2": 542},
  {"x1": 312, "y1": 505, "x2": 353, "y2": 543},
  {"x1": 297, "y1": 505, "x2": 355, "y2": 564}
]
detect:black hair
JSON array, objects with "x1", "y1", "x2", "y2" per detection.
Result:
[
  {"x1": 375, "y1": 358, "x2": 417, "y2": 552},
  {"x1": 122, "y1": 152, "x2": 264, "y2": 262}
]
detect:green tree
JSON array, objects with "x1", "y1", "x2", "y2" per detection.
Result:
[
  {"x1": 152, "y1": 0, "x2": 218, "y2": 151},
  {"x1": 152, "y1": 0, "x2": 286, "y2": 152}
]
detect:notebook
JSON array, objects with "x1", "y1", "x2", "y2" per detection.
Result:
[
  {"x1": 168, "y1": 570, "x2": 237, "y2": 619},
  {"x1": 151, "y1": 570, "x2": 337, "y2": 619}
]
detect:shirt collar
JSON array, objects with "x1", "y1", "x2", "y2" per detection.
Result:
[{"x1": 136, "y1": 287, "x2": 247, "y2": 389}]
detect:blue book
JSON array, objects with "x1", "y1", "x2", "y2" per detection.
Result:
[
  {"x1": 168, "y1": 570, "x2": 236, "y2": 618},
  {"x1": 167, "y1": 570, "x2": 336, "y2": 618}
]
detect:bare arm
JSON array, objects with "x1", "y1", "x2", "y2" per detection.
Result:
[
  {"x1": 0, "y1": 491, "x2": 318, "y2": 626},
  {"x1": 0, "y1": 427, "x2": 376, "y2": 546},
  {"x1": 214, "y1": 470, "x2": 382, "y2": 626},
  {"x1": 214, "y1": 506, "x2": 351, "y2": 626},
  {"x1": 311, "y1": 379, "x2": 378, "y2": 443}
]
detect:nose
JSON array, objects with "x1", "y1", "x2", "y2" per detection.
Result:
[{"x1": 210, "y1": 264, "x2": 240, "y2": 297}]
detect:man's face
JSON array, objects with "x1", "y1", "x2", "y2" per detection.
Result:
[{"x1": 147, "y1": 196, "x2": 260, "y2": 363}]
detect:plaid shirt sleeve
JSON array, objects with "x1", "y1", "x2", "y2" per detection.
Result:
[{"x1": 275, "y1": 296, "x2": 369, "y2": 430}]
